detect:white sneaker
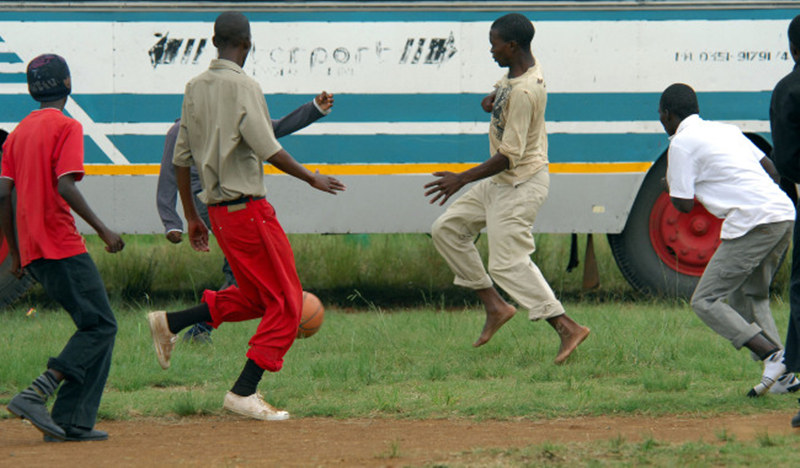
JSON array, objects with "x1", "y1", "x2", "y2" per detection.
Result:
[
  {"x1": 147, "y1": 311, "x2": 177, "y2": 370},
  {"x1": 770, "y1": 373, "x2": 800, "y2": 394},
  {"x1": 223, "y1": 391, "x2": 290, "y2": 421},
  {"x1": 748, "y1": 349, "x2": 786, "y2": 397}
]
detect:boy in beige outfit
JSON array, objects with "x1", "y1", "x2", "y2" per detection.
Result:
[{"x1": 425, "y1": 13, "x2": 589, "y2": 363}]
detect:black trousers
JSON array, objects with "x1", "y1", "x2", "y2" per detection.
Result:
[
  {"x1": 786, "y1": 203, "x2": 800, "y2": 371},
  {"x1": 27, "y1": 253, "x2": 117, "y2": 431}
]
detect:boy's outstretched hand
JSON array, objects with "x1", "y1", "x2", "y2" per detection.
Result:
[
  {"x1": 310, "y1": 170, "x2": 346, "y2": 195},
  {"x1": 99, "y1": 228, "x2": 125, "y2": 253},
  {"x1": 315, "y1": 91, "x2": 334, "y2": 113},
  {"x1": 424, "y1": 171, "x2": 465, "y2": 206}
]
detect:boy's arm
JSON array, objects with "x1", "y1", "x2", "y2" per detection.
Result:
[
  {"x1": 175, "y1": 165, "x2": 209, "y2": 252},
  {"x1": 267, "y1": 149, "x2": 345, "y2": 195},
  {"x1": 759, "y1": 156, "x2": 782, "y2": 184},
  {"x1": 156, "y1": 124, "x2": 184, "y2": 243},
  {"x1": 669, "y1": 196, "x2": 695, "y2": 213},
  {"x1": 57, "y1": 174, "x2": 124, "y2": 253},
  {"x1": 271, "y1": 91, "x2": 332, "y2": 138},
  {"x1": 0, "y1": 178, "x2": 21, "y2": 277},
  {"x1": 423, "y1": 153, "x2": 509, "y2": 205}
]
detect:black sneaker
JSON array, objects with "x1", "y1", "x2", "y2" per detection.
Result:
[
  {"x1": 7, "y1": 391, "x2": 66, "y2": 440},
  {"x1": 792, "y1": 401, "x2": 800, "y2": 428},
  {"x1": 44, "y1": 428, "x2": 108, "y2": 442}
]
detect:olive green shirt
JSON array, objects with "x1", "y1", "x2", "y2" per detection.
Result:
[
  {"x1": 173, "y1": 59, "x2": 282, "y2": 205},
  {"x1": 489, "y1": 60, "x2": 548, "y2": 186}
]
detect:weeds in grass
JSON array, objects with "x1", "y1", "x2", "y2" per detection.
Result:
[
  {"x1": 756, "y1": 430, "x2": 777, "y2": 447},
  {"x1": 377, "y1": 439, "x2": 402, "y2": 459},
  {"x1": 716, "y1": 427, "x2": 736, "y2": 442}
]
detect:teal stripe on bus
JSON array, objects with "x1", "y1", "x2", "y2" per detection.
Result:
[
  {"x1": 0, "y1": 8, "x2": 798, "y2": 22},
  {"x1": 0, "y1": 52, "x2": 22, "y2": 63},
  {"x1": 102, "y1": 133, "x2": 668, "y2": 166},
  {"x1": 67, "y1": 92, "x2": 773, "y2": 124},
  {"x1": 0, "y1": 73, "x2": 26, "y2": 83}
]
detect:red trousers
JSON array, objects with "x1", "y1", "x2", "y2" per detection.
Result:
[{"x1": 203, "y1": 198, "x2": 302, "y2": 372}]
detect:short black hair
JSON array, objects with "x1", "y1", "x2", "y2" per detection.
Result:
[
  {"x1": 491, "y1": 13, "x2": 535, "y2": 49},
  {"x1": 660, "y1": 83, "x2": 699, "y2": 120},
  {"x1": 214, "y1": 11, "x2": 250, "y2": 48},
  {"x1": 789, "y1": 14, "x2": 800, "y2": 49}
]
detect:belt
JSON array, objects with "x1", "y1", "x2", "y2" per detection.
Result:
[{"x1": 208, "y1": 196, "x2": 265, "y2": 207}]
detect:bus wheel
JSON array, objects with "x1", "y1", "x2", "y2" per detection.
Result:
[
  {"x1": 0, "y1": 240, "x2": 35, "y2": 307},
  {"x1": 607, "y1": 156, "x2": 720, "y2": 299}
]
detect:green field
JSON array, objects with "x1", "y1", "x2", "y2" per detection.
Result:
[
  {"x1": 15, "y1": 232, "x2": 793, "y2": 308},
  {"x1": 4, "y1": 234, "x2": 800, "y2": 465}
]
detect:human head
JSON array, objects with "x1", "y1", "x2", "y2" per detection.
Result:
[
  {"x1": 213, "y1": 11, "x2": 252, "y2": 65},
  {"x1": 658, "y1": 83, "x2": 699, "y2": 136},
  {"x1": 788, "y1": 14, "x2": 800, "y2": 63},
  {"x1": 26, "y1": 54, "x2": 71, "y2": 103},
  {"x1": 491, "y1": 13, "x2": 534, "y2": 50}
]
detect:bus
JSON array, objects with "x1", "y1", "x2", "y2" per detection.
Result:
[{"x1": 1, "y1": 1, "x2": 798, "y2": 303}]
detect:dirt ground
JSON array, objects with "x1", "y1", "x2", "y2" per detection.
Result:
[{"x1": 2, "y1": 412, "x2": 799, "y2": 467}]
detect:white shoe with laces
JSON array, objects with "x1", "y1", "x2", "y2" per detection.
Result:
[
  {"x1": 769, "y1": 372, "x2": 800, "y2": 394},
  {"x1": 147, "y1": 311, "x2": 177, "y2": 370},
  {"x1": 748, "y1": 349, "x2": 786, "y2": 397},
  {"x1": 223, "y1": 392, "x2": 290, "y2": 421}
]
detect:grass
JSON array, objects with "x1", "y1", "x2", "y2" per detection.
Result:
[
  {"x1": 18, "y1": 232, "x2": 790, "y2": 308},
  {"x1": 1, "y1": 299, "x2": 798, "y2": 422},
  {"x1": 452, "y1": 435, "x2": 800, "y2": 466}
]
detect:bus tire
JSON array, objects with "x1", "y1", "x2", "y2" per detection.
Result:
[
  {"x1": 607, "y1": 155, "x2": 707, "y2": 299},
  {"x1": 0, "y1": 252, "x2": 35, "y2": 307}
]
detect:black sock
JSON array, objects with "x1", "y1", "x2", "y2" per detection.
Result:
[
  {"x1": 230, "y1": 359, "x2": 265, "y2": 397},
  {"x1": 759, "y1": 347, "x2": 781, "y2": 361},
  {"x1": 166, "y1": 303, "x2": 211, "y2": 334}
]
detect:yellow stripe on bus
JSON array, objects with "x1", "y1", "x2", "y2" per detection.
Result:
[{"x1": 84, "y1": 162, "x2": 653, "y2": 176}]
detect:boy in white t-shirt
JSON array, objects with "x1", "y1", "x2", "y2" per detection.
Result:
[{"x1": 660, "y1": 83, "x2": 798, "y2": 397}]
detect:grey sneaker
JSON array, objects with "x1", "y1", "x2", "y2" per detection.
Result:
[
  {"x1": 147, "y1": 311, "x2": 177, "y2": 370},
  {"x1": 223, "y1": 391, "x2": 289, "y2": 421},
  {"x1": 7, "y1": 391, "x2": 66, "y2": 440}
]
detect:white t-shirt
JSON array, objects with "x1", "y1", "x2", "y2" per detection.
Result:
[{"x1": 667, "y1": 114, "x2": 795, "y2": 239}]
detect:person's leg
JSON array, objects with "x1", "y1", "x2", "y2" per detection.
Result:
[
  {"x1": 210, "y1": 199, "x2": 301, "y2": 419},
  {"x1": 23, "y1": 254, "x2": 117, "y2": 439},
  {"x1": 181, "y1": 195, "x2": 223, "y2": 343},
  {"x1": 690, "y1": 223, "x2": 790, "y2": 395},
  {"x1": 785, "y1": 211, "x2": 800, "y2": 372},
  {"x1": 484, "y1": 171, "x2": 589, "y2": 362},
  {"x1": 728, "y1": 221, "x2": 792, "y2": 352},
  {"x1": 431, "y1": 181, "x2": 515, "y2": 346}
]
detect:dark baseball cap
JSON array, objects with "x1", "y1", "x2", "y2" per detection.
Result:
[{"x1": 27, "y1": 54, "x2": 71, "y2": 103}]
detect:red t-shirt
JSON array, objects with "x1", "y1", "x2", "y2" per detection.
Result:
[{"x1": 0, "y1": 108, "x2": 87, "y2": 266}]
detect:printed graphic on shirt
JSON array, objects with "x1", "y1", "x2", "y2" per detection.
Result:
[{"x1": 491, "y1": 83, "x2": 511, "y2": 142}]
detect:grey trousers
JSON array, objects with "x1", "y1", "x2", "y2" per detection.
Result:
[{"x1": 691, "y1": 220, "x2": 793, "y2": 351}]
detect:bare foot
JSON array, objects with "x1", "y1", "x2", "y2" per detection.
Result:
[
  {"x1": 554, "y1": 324, "x2": 590, "y2": 364},
  {"x1": 473, "y1": 304, "x2": 516, "y2": 347}
]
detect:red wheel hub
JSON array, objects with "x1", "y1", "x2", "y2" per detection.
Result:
[{"x1": 649, "y1": 192, "x2": 722, "y2": 277}]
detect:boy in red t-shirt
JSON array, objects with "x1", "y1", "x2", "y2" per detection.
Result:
[{"x1": 0, "y1": 54, "x2": 125, "y2": 442}]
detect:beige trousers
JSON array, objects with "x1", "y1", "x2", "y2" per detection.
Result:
[{"x1": 431, "y1": 169, "x2": 564, "y2": 320}]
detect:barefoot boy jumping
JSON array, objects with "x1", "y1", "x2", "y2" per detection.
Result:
[{"x1": 424, "y1": 13, "x2": 589, "y2": 363}]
